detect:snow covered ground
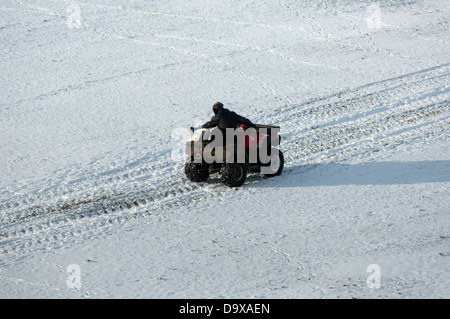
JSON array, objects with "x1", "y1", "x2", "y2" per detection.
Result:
[{"x1": 0, "y1": 0, "x2": 449, "y2": 299}]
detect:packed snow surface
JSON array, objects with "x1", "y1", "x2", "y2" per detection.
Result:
[{"x1": 0, "y1": 0, "x2": 449, "y2": 298}]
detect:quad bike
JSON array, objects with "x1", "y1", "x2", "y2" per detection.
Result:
[{"x1": 185, "y1": 124, "x2": 284, "y2": 187}]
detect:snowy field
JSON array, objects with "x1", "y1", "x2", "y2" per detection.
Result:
[{"x1": 0, "y1": 0, "x2": 449, "y2": 299}]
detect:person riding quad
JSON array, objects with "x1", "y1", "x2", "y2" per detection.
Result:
[
  {"x1": 202, "y1": 102, "x2": 256, "y2": 130},
  {"x1": 185, "y1": 102, "x2": 283, "y2": 186}
]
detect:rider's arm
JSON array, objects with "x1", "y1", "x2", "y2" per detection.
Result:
[{"x1": 202, "y1": 115, "x2": 219, "y2": 128}]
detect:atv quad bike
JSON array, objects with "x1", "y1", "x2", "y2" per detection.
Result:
[{"x1": 185, "y1": 124, "x2": 284, "y2": 187}]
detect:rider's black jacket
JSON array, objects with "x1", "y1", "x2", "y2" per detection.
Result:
[{"x1": 202, "y1": 107, "x2": 254, "y2": 130}]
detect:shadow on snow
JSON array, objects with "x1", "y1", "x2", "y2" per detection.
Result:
[{"x1": 252, "y1": 160, "x2": 450, "y2": 188}]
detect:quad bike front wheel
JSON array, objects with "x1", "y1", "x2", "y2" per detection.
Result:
[
  {"x1": 185, "y1": 162, "x2": 209, "y2": 182},
  {"x1": 220, "y1": 163, "x2": 247, "y2": 187}
]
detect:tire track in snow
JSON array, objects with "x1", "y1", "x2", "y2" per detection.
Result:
[
  {"x1": 275, "y1": 63, "x2": 450, "y2": 164},
  {"x1": 273, "y1": 64, "x2": 448, "y2": 124},
  {"x1": 7, "y1": 1, "x2": 296, "y2": 107},
  {"x1": 267, "y1": 62, "x2": 449, "y2": 128},
  {"x1": 0, "y1": 166, "x2": 230, "y2": 254},
  {"x1": 284, "y1": 100, "x2": 449, "y2": 164},
  {"x1": 279, "y1": 0, "x2": 441, "y2": 63},
  {"x1": 58, "y1": 0, "x2": 294, "y2": 31},
  {"x1": 107, "y1": 33, "x2": 296, "y2": 105}
]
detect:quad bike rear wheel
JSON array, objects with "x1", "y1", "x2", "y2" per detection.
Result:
[
  {"x1": 220, "y1": 163, "x2": 247, "y2": 187},
  {"x1": 262, "y1": 149, "x2": 284, "y2": 177}
]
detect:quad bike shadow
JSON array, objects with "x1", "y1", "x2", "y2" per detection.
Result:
[{"x1": 184, "y1": 124, "x2": 284, "y2": 187}]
